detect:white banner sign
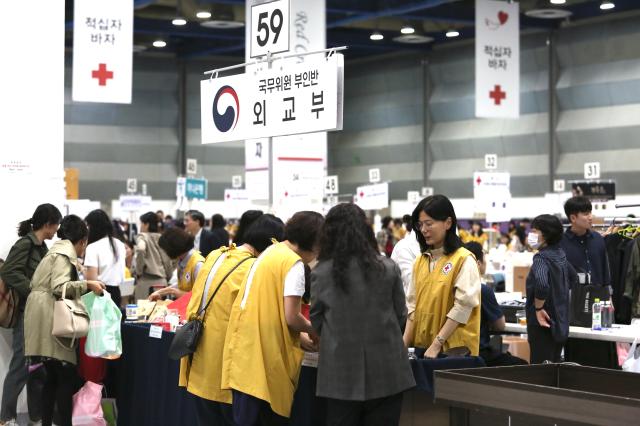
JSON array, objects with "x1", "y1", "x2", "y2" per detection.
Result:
[
  {"x1": 201, "y1": 54, "x2": 343, "y2": 144},
  {"x1": 554, "y1": 179, "x2": 566, "y2": 192},
  {"x1": 475, "y1": 0, "x2": 519, "y2": 118},
  {"x1": 250, "y1": 0, "x2": 290, "y2": 58},
  {"x1": 484, "y1": 153, "x2": 498, "y2": 170},
  {"x1": 119, "y1": 195, "x2": 151, "y2": 212},
  {"x1": 224, "y1": 189, "x2": 249, "y2": 203},
  {"x1": 245, "y1": 138, "x2": 270, "y2": 200},
  {"x1": 176, "y1": 176, "x2": 186, "y2": 197},
  {"x1": 421, "y1": 187, "x2": 434, "y2": 197},
  {"x1": 407, "y1": 191, "x2": 421, "y2": 204},
  {"x1": 369, "y1": 168, "x2": 381, "y2": 183},
  {"x1": 232, "y1": 175, "x2": 243, "y2": 189},
  {"x1": 126, "y1": 178, "x2": 137, "y2": 194},
  {"x1": 72, "y1": 0, "x2": 133, "y2": 104},
  {"x1": 474, "y1": 171, "x2": 511, "y2": 220},
  {"x1": 355, "y1": 183, "x2": 389, "y2": 211},
  {"x1": 186, "y1": 158, "x2": 198, "y2": 175}
]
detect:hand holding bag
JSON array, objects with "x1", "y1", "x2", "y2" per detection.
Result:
[
  {"x1": 82, "y1": 291, "x2": 123, "y2": 359},
  {"x1": 52, "y1": 282, "x2": 90, "y2": 348},
  {"x1": 168, "y1": 255, "x2": 253, "y2": 360}
]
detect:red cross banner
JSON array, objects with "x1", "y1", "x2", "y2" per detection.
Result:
[
  {"x1": 72, "y1": 0, "x2": 133, "y2": 104},
  {"x1": 475, "y1": 0, "x2": 519, "y2": 118}
]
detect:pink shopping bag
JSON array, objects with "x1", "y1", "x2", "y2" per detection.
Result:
[{"x1": 72, "y1": 381, "x2": 106, "y2": 426}]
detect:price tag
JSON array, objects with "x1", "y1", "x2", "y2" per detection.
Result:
[
  {"x1": 421, "y1": 187, "x2": 434, "y2": 197},
  {"x1": 232, "y1": 175, "x2": 243, "y2": 189},
  {"x1": 126, "y1": 178, "x2": 137, "y2": 194},
  {"x1": 250, "y1": 0, "x2": 290, "y2": 58},
  {"x1": 584, "y1": 162, "x2": 600, "y2": 180},
  {"x1": 149, "y1": 325, "x2": 162, "y2": 339},
  {"x1": 369, "y1": 168, "x2": 381, "y2": 184},
  {"x1": 407, "y1": 191, "x2": 421, "y2": 203},
  {"x1": 553, "y1": 179, "x2": 565, "y2": 192},
  {"x1": 324, "y1": 175, "x2": 339, "y2": 195},
  {"x1": 186, "y1": 158, "x2": 198, "y2": 175},
  {"x1": 485, "y1": 154, "x2": 498, "y2": 170}
]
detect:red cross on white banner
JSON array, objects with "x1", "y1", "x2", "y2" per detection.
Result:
[
  {"x1": 489, "y1": 85, "x2": 506, "y2": 105},
  {"x1": 92, "y1": 63, "x2": 114, "y2": 86}
]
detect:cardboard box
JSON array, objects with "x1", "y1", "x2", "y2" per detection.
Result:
[{"x1": 513, "y1": 266, "x2": 530, "y2": 294}]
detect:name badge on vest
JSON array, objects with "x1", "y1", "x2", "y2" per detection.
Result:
[
  {"x1": 442, "y1": 262, "x2": 453, "y2": 275},
  {"x1": 185, "y1": 272, "x2": 191, "y2": 282}
]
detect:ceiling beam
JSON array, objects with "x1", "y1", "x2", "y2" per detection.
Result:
[{"x1": 327, "y1": 0, "x2": 455, "y2": 29}]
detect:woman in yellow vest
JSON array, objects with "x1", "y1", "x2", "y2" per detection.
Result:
[
  {"x1": 403, "y1": 195, "x2": 482, "y2": 358},
  {"x1": 148, "y1": 228, "x2": 204, "y2": 301},
  {"x1": 221, "y1": 211, "x2": 324, "y2": 425},
  {"x1": 464, "y1": 221, "x2": 488, "y2": 247},
  {"x1": 179, "y1": 213, "x2": 285, "y2": 426}
]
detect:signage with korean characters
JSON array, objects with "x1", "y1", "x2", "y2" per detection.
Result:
[
  {"x1": 185, "y1": 177, "x2": 207, "y2": 200},
  {"x1": 201, "y1": 54, "x2": 344, "y2": 144},
  {"x1": 571, "y1": 181, "x2": 615, "y2": 201},
  {"x1": 250, "y1": 0, "x2": 290, "y2": 58},
  {"x1": 355, "y1": 183, "x2": 389, "y2": 211},
  {"x1": 72, "y1": 0, "x2": 133, "y2": 103},
  {"x1": 475, "y1": 0, "x2": 519, "y2": 118},
  {"x1": 119, "y1": 195, "x2": 152, "y2": 212}
]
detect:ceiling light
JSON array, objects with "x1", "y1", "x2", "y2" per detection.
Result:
[
  {"x1": 400, "y1": 25, "x2": 415, "y2": 35},
  {"x1": 172, "y1": 17, "x2": 187, "y2": 26},
  {"x1": 550, "y1": 0, "x2": 566, "y2": 4},
  {"x1": 153, "y1": 40, "x2": 167, "y2": 48},
  {"x1": 196, "y1": 11, "x2": 212, "y2": 19},
  {"x1": 370, "y1": 31, "x2": 384, "y2": 41},
  {"x1": 600, "y1": 1, "x2": 615, "y2": 10},
  {"x1": 446, "y1": 29, "x2": 460, "y2": 38}
]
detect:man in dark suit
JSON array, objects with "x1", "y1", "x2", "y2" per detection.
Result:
[{"x1": 184, "y1": 210, "x2": 220, "y2": 257}]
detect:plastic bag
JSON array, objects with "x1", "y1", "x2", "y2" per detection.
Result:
[
  {"x1": 622, "y1": 338, "x2": 640, "y2": 373},
  {"x1": 82, "y1": 291, "x2": 122, "y2": 359},
  {"x1": 72, "y1": 381, "x2": 106, "y2": 426}
]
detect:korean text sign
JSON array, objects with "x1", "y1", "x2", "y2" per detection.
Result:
[{"x1": 201, "y1": 54, "x2": 343, "y2": 144}]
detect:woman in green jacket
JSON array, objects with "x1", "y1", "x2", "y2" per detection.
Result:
[
  {"x1": 24, "y1": 215, "x2": 105, "y2": 426},
  {"x1": 0, "y1": 203, "x2": 61, "y2": 426}
]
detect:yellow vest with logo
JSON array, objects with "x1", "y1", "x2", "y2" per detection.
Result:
[
  {"x1": 177, "y1": 250, "x2": 205, "y2": 292},
  {"x1": 221, "y1": 242, "x2": 303, "y2": 418},
  {"x1": 178, "y1": 246, "x2": 255, "y2": 403},
  {"x1": 412, "y1": 247, "x2": 480, "y2": 356}
]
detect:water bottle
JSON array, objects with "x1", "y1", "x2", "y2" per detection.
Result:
[
  {"x1": 408, "y1": 347, "x2": 418, "y2": 360},
  {"x1": 602, "y1": 301, "x2": 613, "y2": 329},
  {"x1": 592, "y1": 298, "x2": 602, "y2": 331}
]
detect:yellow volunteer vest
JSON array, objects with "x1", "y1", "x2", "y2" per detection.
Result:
[
  {"x1": 178, "y1": 250, "x2": 205, "y2": 292},
  {"x1": 221, "y1": 242, "x2": 303, "y2": 418},
  {"x1": 412, "y1": 247, "x2": 481, "y2": 356},
  {"x1": 178, "y1": 246, "x2": 255, "y2": 403}
]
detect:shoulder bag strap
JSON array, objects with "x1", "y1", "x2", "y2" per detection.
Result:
[
  {"x1": 22, "y1": 237, "x2": 35, "y2": 276},
  {"x1": 197, "y1": 255, "x2": 254, "y2": 318},
  {"x1": 194, "y1": 250, "x2": 227, "y2": 315}
]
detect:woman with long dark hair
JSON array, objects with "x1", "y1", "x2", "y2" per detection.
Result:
[
  {"x1": 134, "y1": 212, "x2": 174, "y2": 301},
  {"x1": 311, "y1": 204, "x2": 415, "y2": 425},
  {"x1": 0, "y1": 203, "x2": 61, "y2": 426},
  {"x1": 84, "y1": 209, "x2": 126, "y2": 307},
  {"x1": 403, "y1": 195, "x2": 482, "y2": 358}
]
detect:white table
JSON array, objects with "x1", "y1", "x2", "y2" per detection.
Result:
[{"x1": 504, "y1": 322, "x2": 640, "y2": 344}]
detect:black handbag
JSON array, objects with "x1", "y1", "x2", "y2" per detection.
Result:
[
  {"x1": 168, "y1": 255, "x2": 253, "y2": 360},
  {"x1": 570, "y1": 284, "x2": 611, "y2": 327}
]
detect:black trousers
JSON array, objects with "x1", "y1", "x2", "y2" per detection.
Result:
[
  {"x1": 105, "y1": 285, "x2": 122, "y2": 309},
  {"x1": 480, "y1": 349, "x2": 529, "y2": 367},
  {"x1": 194, "y1": 396, "x2": 234, "y2": 426},
  {"x1": 232, "y1": 390, "x2": 289, "y2": 426},
  {"x1": 42, "y1": 360, "x2": 78, "y2": 426},
  {"x1": 527, "y1": 325, "x2": 564, "y2": 364},
  {"x1": 325, "y1": 392, "x2": 403, "y2": 426}
]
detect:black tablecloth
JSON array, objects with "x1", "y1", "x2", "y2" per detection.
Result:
[{"x1": 115, "y1": 323, "x2": 485, "y2": 425}]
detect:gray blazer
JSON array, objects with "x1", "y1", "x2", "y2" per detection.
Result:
[{"x1": 310, "y1": 256, "x2": 415, "y2": 401}]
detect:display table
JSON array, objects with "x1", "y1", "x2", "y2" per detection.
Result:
[
  {"x1": 434, "y1": 363, "x2": 640, "y2": 426},
  {"x1": 504, "y1": 322, "x2": 640, "y2": 343},
  {"x1": 115, "y1": 323, "x2": 485, "y2": 425}
]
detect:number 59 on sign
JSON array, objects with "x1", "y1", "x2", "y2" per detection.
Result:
[{"x1": 250, "y1": 0, "x2": 290, "y2": 58}]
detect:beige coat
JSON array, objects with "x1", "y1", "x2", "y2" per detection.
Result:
[
  {"x1": 134, "y1": 232, "x2": 174, "y2": 279},
  {"x1": 24, "y1": 240, "x2": 87, "y2": 365}
]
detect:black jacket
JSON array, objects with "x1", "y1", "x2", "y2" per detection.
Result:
[{"x1": 198, "y1": 229, "x2": 226, "y2": 258}]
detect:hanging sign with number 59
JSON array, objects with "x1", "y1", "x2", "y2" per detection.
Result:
[{"x1": 251, "y1": 0, "x2": 290, "y2": 58}]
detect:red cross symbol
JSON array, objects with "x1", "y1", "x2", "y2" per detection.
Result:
[
  {"x1": 284, "y1": 191, "x2": 289, "y2": 197},
  {"x1": 489, "y1": 85, "x2": 506, "y2": 105},
  {"x1": 359, "y1": 191, "x2": 364, "y2": 198},
  {"x1": 226, "y1": 193, "x2": 230, "y2": 199},
  {"x1": 92, "y1": 63, "x2": 114, "y2": 86},
  {"x1": 476, "y1": 176, "x2": 482, "y2": 185}
]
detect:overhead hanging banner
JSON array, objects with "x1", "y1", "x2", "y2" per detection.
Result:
[
  {"x1": 473, "y1": 171, "x2": 511, "y2": 221},
  {"x1": 72, "y1": 0, "x2": 133, "y2": 104},
  {"x1": 201, "y1": 54, "x2": 343, "y2": 144},
  {"x1": 475, "y1": 0, "x2": 519, "y2": 118}
]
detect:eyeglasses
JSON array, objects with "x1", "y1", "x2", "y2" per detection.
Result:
[{"x1": 415, "y1": 220, "x2": 438, "y2": 230}]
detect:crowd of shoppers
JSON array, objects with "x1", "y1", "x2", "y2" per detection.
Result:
[{"x1": 0, "y1": 194, "x2": 611, "y2": 426}]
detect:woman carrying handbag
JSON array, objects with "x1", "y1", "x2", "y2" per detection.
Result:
[{"x1": 24, "y1": 215, "x2": 105, "y2": 426}]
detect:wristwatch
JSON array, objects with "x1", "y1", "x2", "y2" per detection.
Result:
[
  {"x1": 435, "y1": 335, "x2": 446, "y2": 345},
  {"x1": 535, "y1": 306, "x2": 544, "y2": 311}
]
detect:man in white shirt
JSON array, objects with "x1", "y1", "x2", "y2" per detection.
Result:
[{"x1": 391, "y1": 228, "x2": 421, "y2": 295}]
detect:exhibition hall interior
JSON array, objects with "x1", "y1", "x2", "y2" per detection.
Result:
[{"x1": 2, "y1": 0, "x2": 640, "y2": 425}]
